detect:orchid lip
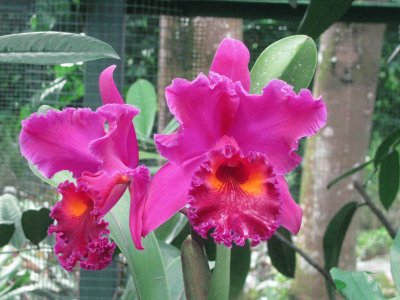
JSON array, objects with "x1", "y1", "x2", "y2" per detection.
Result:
[{"x1": 188, "y1": 144, "x2": 282, "y2": 247}]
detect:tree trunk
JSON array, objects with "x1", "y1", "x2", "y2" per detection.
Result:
[
  {"x1": 191, "y1": 17, "x2": 243, "y2": 74},
  {"x1": 292, "y1": 23, "x2": 386, "y2": 299},
  {"x1": 157, "y1": 16, "x2": 242, "y2": 132}
]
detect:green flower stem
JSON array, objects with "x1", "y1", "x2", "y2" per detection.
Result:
[{"x1": 208, "y1": 244, "x2": 231, "y2": 300}]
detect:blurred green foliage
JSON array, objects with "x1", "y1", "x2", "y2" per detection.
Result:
[{"x1": 356, "y1": 227, "x2": 393, "y2": 260}]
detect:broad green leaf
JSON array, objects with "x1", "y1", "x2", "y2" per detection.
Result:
[
  {"x1": 324, "y1": 202, "x2": 358, "y2": 298},
  {"x1": 204, "y1": 235, "x2": 217, "y2": 261},
  {"x1": 181, "y1": 236, "x2": 211, "y2": 300},
  {"x1": 374, "y1": 129, "x2": 400, "y2": 168},
  {"x1": 208, "y1": 244, "x2": 231, "y2": 300},
  {"x1": 121, "y1": 276, "x2": 137, "y2": 300},
  {"x1": 229, "y1": 244, "x2": 251, "y2": 299},
  {"x1": 378, "y1": 150, "x2": 400, "y2": 210},
  {"x1": 155, "y1": 213, "x2": 187, "y2": 243},
  {"x1": 105, "y1": 193, "x2": 171, "y2": 300},
  {"x1": 159, "y1": 241, "x2": 185, "y2": 300},
  {"x1": 250, "y1": 35, "x2": 317, "y2": 93},
  {"x1": 126, "y1": 79, "x2": 157, "y2": 139},
  {"x1": 330, "y1": 268, "x2": 385, "y2": 300},
  {"x1": 0, "y1": 32, "x2": 120, "y2": 64},
  {"x1": 391, "y1": 230, "x2": 400, "y2": 293},
  {"x1": 0, "y1": 194, "x2": 25, "y2": 248},
  {"x1": 21, "y1": 208, "x2": 53, "y2": 245},
  {"x1": 139, "y1": 151, "x2": 164, "y2": 161},
  {"x1": 28, "y1": 163, "x2": 74, "y2": 188},
  {"x1": 163, "y1": 118, "x2": 179, "y2": 134},
  {"x1": 37, "y1": 104, "x2": 59, "y2": 114},
  {"x1": 323, "y1": 202, "x2": 358, "y2": 271},
  {"x1": 297, "y1": 0, "x2": 353, "y2": 39},
  {"x1": 327, "y1": 160, "x2": 373, "y2": 189},
  {"x1": 0, "y1": 223, "x2": 15, "y2": 247},
  {"x1": 267, "y1": 228, "x2": 296, "y2": 278},
  {"x1": 171, "y1": 223, "x2": 191, "y2": 249}
]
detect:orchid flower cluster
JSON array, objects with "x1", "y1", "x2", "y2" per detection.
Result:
[{"x1": 19, "y1": 38, "x2": 326, "y2": 271}]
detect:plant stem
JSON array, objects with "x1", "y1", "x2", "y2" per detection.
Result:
[
  {"x1": 273, "y1": 231, "x2": 336, "y2": 287},
  {"x1": 353, "y1": 180, "x2": 397, "y2": 239},
  {"x1": 208, "y1": 244, "x2": 231, "y2": 300},
  {"x1": 0, "y1": 246, "x2": 53, "y2": 255}
]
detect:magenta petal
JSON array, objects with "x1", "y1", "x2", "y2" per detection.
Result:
[
  {"x1": 48, "y1": 181, "x2": 115, "y2": 271},
  {"x1": 92, "y1": 104, "x2": 139, "y2": 170},
  {"x1": 156, "y1": 73, "x2": 239, "y2": 165},
  {"x1": 78, "y1": 171, "x2": 130, "y2": 216},
  {"x1": 99, "y1": 65, "x2": 124, "y2": 105},
  {"x1": 230, "y1": 80, "x2": 327, "y2": 174},
  {"x1": 20, "y1": 108, "x2": 104, "y2": 178},
  {"x1": 142, "y1": 157, "x2": 203, "y2": 235},
  {"x1": 128, "y1": 165, "x2": 151, "y2": 250},
  {"x1": 210, "y1": 38, "x2": 251, "y2": 91},
  {"x1": 276, "y1": 176, "x2": 302, "y2": 234}
]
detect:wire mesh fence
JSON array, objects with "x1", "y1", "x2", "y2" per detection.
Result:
[{"x1": 0, "y1": 0, "x2": 399, "y2": 299}]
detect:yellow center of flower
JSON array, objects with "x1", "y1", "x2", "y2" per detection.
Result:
[
  {"x1": 208, "y1": 162, "x2": 265, "y2": 196},
  {"x1": 67, "y1": 197, "x2": 89, "y2": 217}
]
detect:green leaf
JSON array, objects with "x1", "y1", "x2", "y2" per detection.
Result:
[
  {"x1": 37, "y1": 104, "x2": 59, "y2": 114},
  {"x1": 208, "y1": 244, "x2": 231, "y2": 300},
  {"x1": 155, "y1": 213, "x2": 187, "y2": 243},
  {"x1": 391, "y1": 230, "x2": 400, "y2": 293},
  {"x1": 229, "y1": 244, "x2": 251, "y2": 299},
  {"x1": 21, "y1": 208, "x2": 53, "y2": 246},
  {"x1": 181, "y1": 236, "x2": 211, "y2": 300},
  {"x1": 374, "y1": 129, "x2": 400, "y2": 168},
  {"x1": 28, "y1": 162, "x2": 74, "y2": 188},
  {"x1": 121, "y1": 276, "x2": 137, "y2": 300},
  {"x1": 163, "y1": 118, "x2": 179, "y2": 134},
  {"x1": 105, "y1": 193, "x2": 171, "y2": 300},
  {"x1": 171, "y1": 223, "x2": 191, "y2": 250},
  {"x1": 267, "y1": 228, "x2": 296, "y2": 278},
  {"x1": 159, "y1": 241, "x2": 185, "y2": 300},
  {"x1": 327, "y1": 160, "x2": 373, "y2": 189},
  {"x1": 0, "y1": 31, "x2": 120, "y2": 64},
  {"x1": 297, "y1": 0, "x2": 354, "y2": 39},
  {"x1": 0, "y1": 223, "x2": 15, "y2": 247},
  {"x1": 323, "y1": 202, "x2": 358, "y2": 271},
  {"x1": 0, "y1": 194, "x2": 25, "y2": 248},
  {"x1": 138, "y1": 151, "x2": 164, "y2": 161},
  {"x1": 378, "y1": 150, "x2": 400, "y2": 210},
  {"x1": 250, "y1": 35, "x2": 317, "y2": 93},
  {"x1": 126, "y1": 79, "x2": 157, "y2": 139},
  {"x1": 324, "y1": 202, "x2": 358, "y2": 298},
  {"x1": 330, "y1": 268, "x2": 385, "y2": 300}
]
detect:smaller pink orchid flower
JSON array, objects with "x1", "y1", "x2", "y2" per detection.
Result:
[
  {"x1": 142, "y1": 39, "x2": 327, "y2": 247},
  {"x1": 19, "y1": 66, "x2": 149, "y2": 270}
]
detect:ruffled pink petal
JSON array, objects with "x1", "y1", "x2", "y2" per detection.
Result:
[
  {"x1": 156, "y1": 73, "x2": 239, "y2": 165},
  {"x1": 230, "y1": 80, "x2": 327, "y2": 174},
  {"x1": 188, "y1": 144, "x2": 282, "y2": 247},
  {"x1": 99, "y1": 65, "x2": 124, "y2": 105},
  {"x1": 48, "y1": 181, "x2": 115, "y2": 271},
  {"x1": 142, "y1": 157, "x2": 204, "y2": 236},
  {"x1": 276, "y1": 176, "x2": 302, "y2": 234},
  {"x1": 210, "y1": 38, "x2": 251, "y2": 91},
  {"x1": 128, "y1": 165, "x2": 151, "y2": 250},
  {"x1": 92, "y1": 104, "x2": 139, "y2": 170},
  {"x1": 20, "y1": 108, "x2": 104, "y2": 178}
]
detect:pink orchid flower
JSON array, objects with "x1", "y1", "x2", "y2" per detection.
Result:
[
  {"x1": 19, "y1": 66, "x2": 149, "y2": 270},
  {"x1": 142, "y1": 39, "x2": 327, "y2": 247}
]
